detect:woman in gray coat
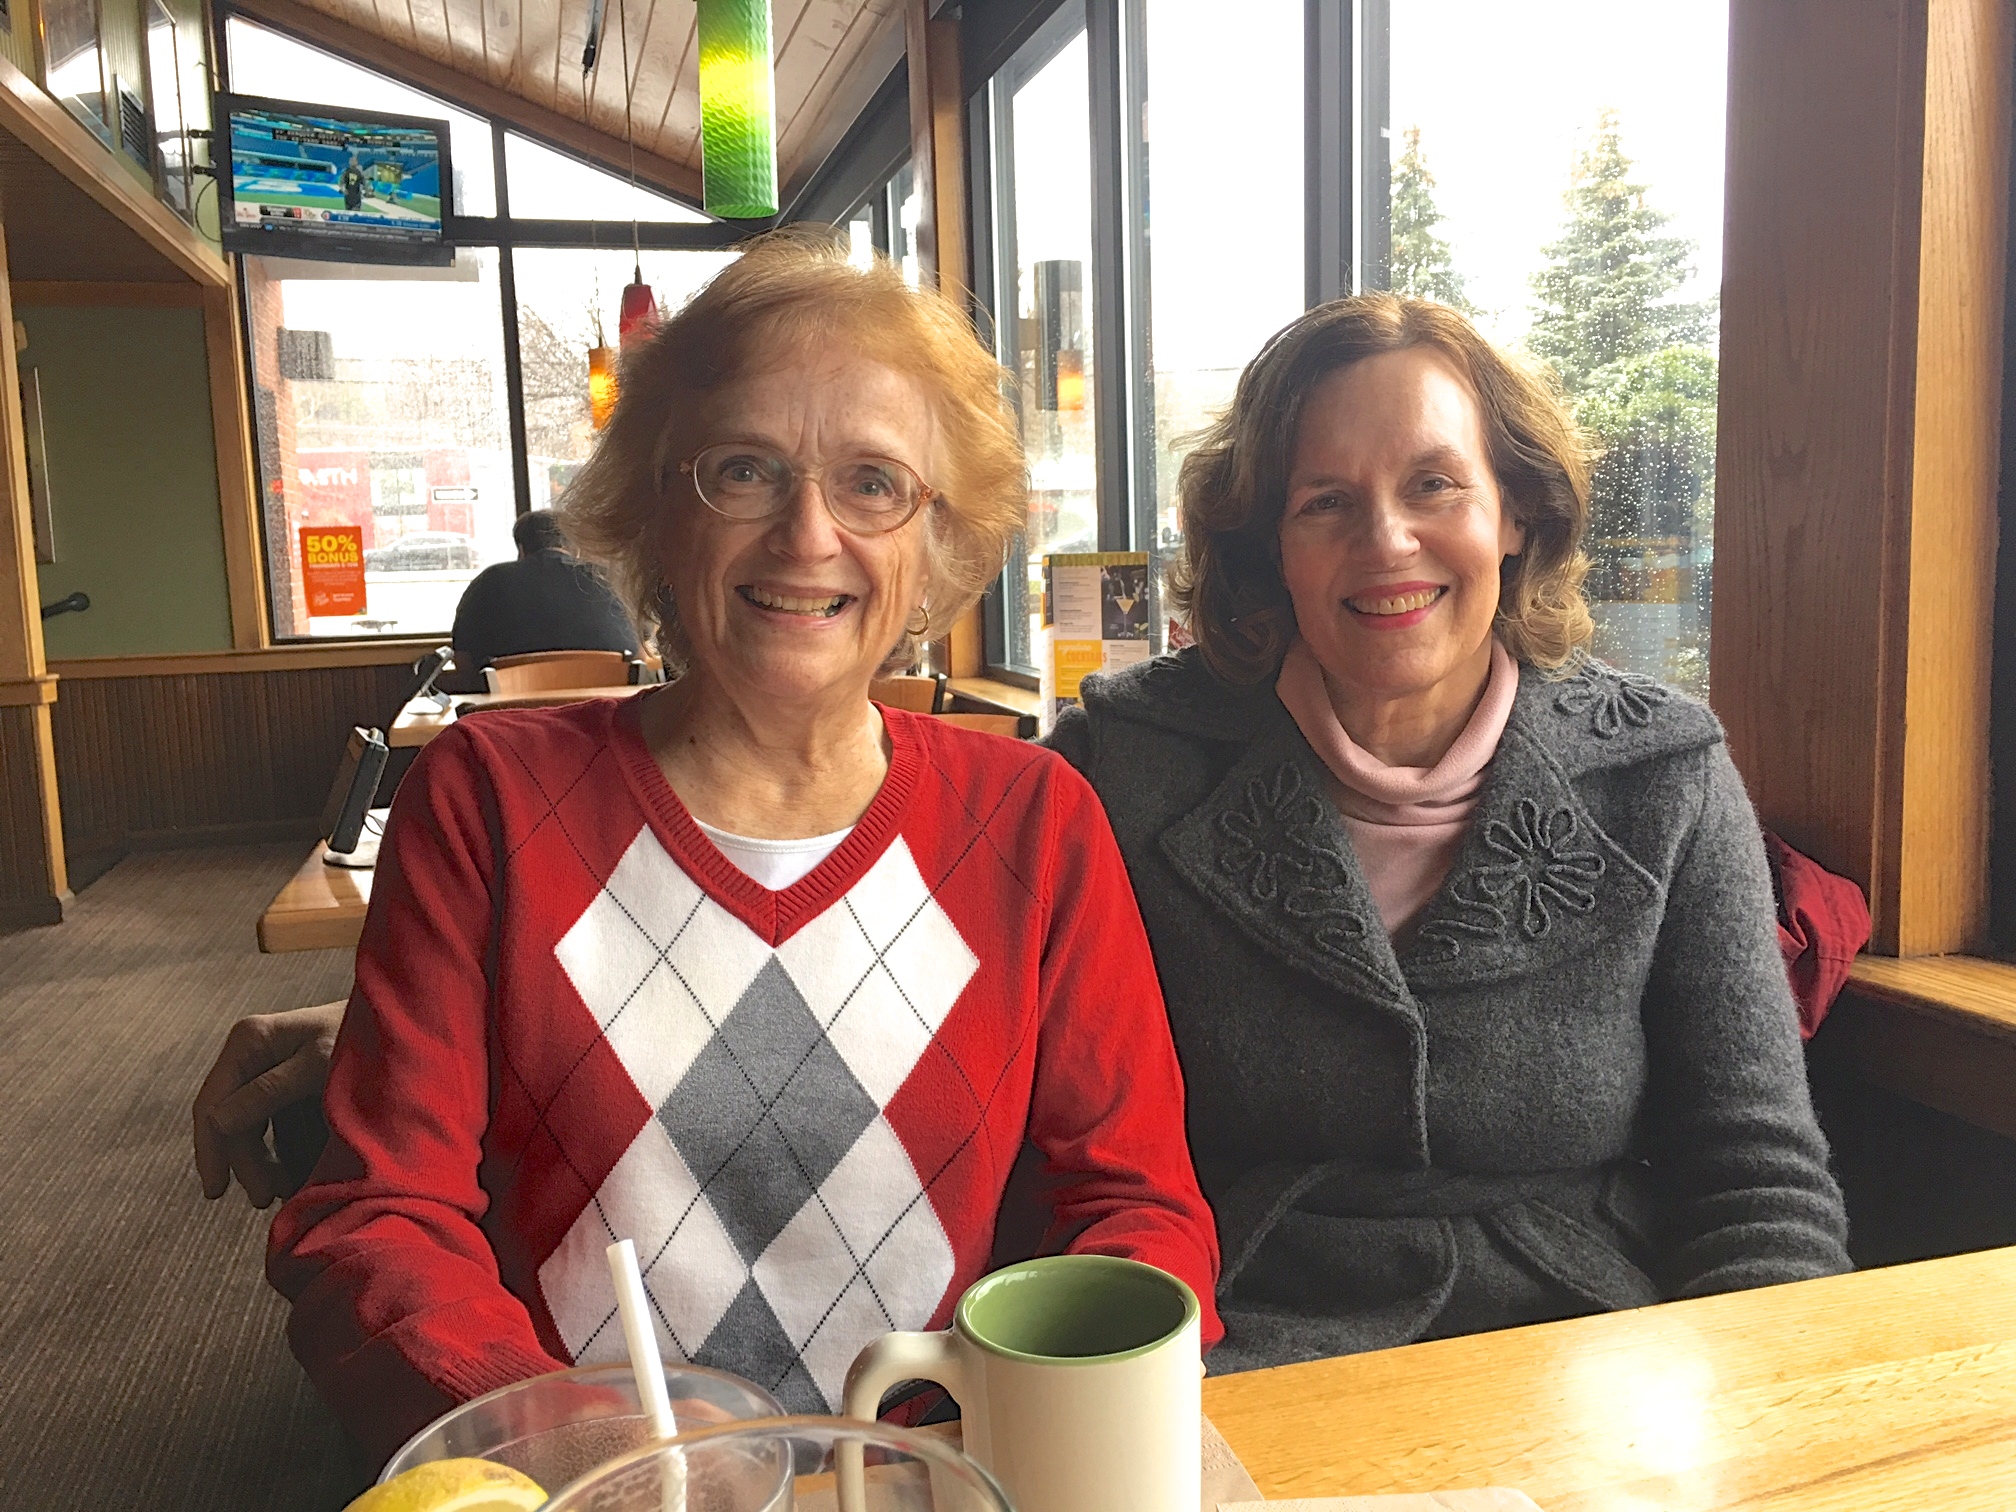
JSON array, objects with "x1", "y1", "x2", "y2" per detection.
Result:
[{"x1": 1049, "y1": 294, "x2": 1850, "y2": 1371}]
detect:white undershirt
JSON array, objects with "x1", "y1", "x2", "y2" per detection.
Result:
[{"x1": 694, "y1": 818, "x2": 855, "y2": 891}]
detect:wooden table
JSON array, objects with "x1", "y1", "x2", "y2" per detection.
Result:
[
  {"x1": 1204, "y1": 1246, "x2": 2016, "y2": 1510},
  {"x1": 388, "y1": 684, "x2": 647, "y2": 746},
  {"x1": 256, "y1": 841, "x2": 373, "y2": 952}
]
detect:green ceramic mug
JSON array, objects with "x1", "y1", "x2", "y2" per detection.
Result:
[{"x1": 843, "y1": 1255, "x2": 1202, "y2": 1512}]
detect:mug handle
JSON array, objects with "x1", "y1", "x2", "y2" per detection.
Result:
[{"x1": 837, "y1": 1331, "x2": 969, "y2": 1512}]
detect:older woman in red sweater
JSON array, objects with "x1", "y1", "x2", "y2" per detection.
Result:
[{"x1": 261, "y1": 235, "x2": 1219, "y2": 1462}]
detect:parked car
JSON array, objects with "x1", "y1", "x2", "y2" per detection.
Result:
[{"x1": 363, "y1": 532, "x2": 479, "y2": 572}]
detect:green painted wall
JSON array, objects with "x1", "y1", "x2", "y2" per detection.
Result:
[{"x1": 24, "y1": 306, "x2": 235, "y2": 658}]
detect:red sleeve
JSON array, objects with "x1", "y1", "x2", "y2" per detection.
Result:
[
  {"x1": 266, "y1": 727, "x2": 566, "y2": 1463},
  {"x1": 1025, "y1": 762, "x2": 1225, "y2": 1349}
]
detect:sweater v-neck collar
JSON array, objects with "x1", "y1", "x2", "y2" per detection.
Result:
[{"x1": 609, "y1": 692, "x2": 925, "y2": 947}]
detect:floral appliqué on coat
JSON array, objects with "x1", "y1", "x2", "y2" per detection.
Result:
[
  {"x1": 1216, "y1": 764, "x2": 1367, "y2": 955},
  {"x1": 1552, "y1": 661, "x2": 1671, "y2": 739},
  {"x1": 1420, "y1": 798, "x2": 1607, "y2": 952}
]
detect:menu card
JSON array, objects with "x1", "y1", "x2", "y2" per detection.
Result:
[{"x1": 1038, "y1": 551, "x2": 1152, "y2": 734}]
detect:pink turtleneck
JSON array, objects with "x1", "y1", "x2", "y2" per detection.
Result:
[{"x1": 1276, "y1": 637, "x2": 1520, "y2": 938}]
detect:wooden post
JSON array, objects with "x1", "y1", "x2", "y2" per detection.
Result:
[
  {"x1": 1714, "y1": 0, "x2": 2012, "y2": 955},
  {"x1": 0, "y1": 217, "x2": 70, "y2": 926},
  {"x1": 904, "y1": 0, "x2": 968, "y2": 298}
]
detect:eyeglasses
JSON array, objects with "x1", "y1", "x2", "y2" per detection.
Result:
[{"x1": 677, "y1": 442, "x2": 936, "y2": 535}]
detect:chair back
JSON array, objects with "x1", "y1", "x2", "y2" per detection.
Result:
[
  {"x1": 934, "y1": 712, "x2": 1030, "y2": 738},
  {"x1": 484, "y1": 650, "x2": 632, "y2": 694},
  {"x1": 870, "y1": 675, "x2": 943, "y2": 713}
]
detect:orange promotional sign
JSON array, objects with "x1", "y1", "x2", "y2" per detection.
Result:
[{"x1": 300, "y1": 526, "x2": 367, "y2": 617}]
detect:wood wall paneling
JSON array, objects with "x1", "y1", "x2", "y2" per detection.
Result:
[
  {"x1": 0, "y1": 704, "x2": 69, "y2": 926},
  {"x1": 1891, "y1": 0, "x2": 2011, "y2": 953},
  {"x1": 1714, "y1": 0, "x2": 2010, "y2": 955},
  {"x1": 48, "y1": 663, "x2": 415, "y2": 865}
]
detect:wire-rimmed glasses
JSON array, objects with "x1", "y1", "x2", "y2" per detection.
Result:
[{"x1": 677, "y1": 443, "x2": 935, "y2": 535}]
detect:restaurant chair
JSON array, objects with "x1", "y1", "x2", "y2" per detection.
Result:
[
  {"x1": 935, "y1": 711, "x2": 1032, "y2": 738},
  {"x1": 869, "y1": 674, "x2": 942, "y2": 713},
  {"x1": 483, "y1": 649, "x2": 633, "y2": 694}
]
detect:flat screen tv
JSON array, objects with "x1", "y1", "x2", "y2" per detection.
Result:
[{"x1": 216, "y1": 91, "x2": 455, "y2": 266}]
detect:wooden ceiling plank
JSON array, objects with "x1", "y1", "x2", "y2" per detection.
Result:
[
  {"x1": 553, "y1": 0, "x2": 596, "y2": 122},
  {"x1": 651, "y1": 11, "x2": 702, "y2": 165},
  {"x1": 619, "y1": 0, "x2": 686, "y2": 155},
  {"x1": 231, "y1": 0, "x2": 703, "y2": 197},
  {"x1": 776, "y1": 0, "x2": 885, "y2": 158},
  {"x1": 772, "y1": 0, "x2": 855, "y2": 143},
  {"x1": 777, "y1": 0, "x2": 901, "y2": 198},
  {"x1": 482, "y1": 0, "x2": 520, "y2": 87},
  {"x1": 591, "y1": 0, "x2": 662, "y2": 139},
  {"x1": 437, "y1": 0, "x2": 496, "y2": 81},
  {"x1": 0, "y1": 50, "x2": 224, "y2": 285},
  {"x1": 404, "y1": 0, "x2": 462, "y2": 69},
  {"x1": 510, "y1": 0, "x2": 563, "y2": 112}
]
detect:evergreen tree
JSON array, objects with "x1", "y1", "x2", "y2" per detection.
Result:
[
  {"x1": 1528, "y1": 109, "x2": 1710, "y2": 393},
  {"x1": 1388, "y1": 127, "x2": 1473, "y2": 313}
]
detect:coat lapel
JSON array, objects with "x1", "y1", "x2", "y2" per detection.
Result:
[
  {"x1": 1158, "y1": 708, "x2": 1421, "y2": 1027},
  {"x1": 1400, "y1": 668, "x2": 1667, "y2": 990}
]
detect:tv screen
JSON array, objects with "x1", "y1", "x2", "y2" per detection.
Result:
[{"x1": 217, "y1": 92, "x2": 455, "y2": 266}]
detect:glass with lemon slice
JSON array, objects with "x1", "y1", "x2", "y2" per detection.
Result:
[{"x1": 374, "y1": 1363, "x2": 783, "y2": 1502}]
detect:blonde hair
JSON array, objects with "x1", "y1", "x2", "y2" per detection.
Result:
[
  {"x1": 560, "y1": 230, "x2": 1028, "y2": 673},
  {"x1": 1171, "y1": 293, "x2": 1595, "y2": 685}
]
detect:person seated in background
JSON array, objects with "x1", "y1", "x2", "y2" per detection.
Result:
[
  {"x1": 447, "y1": 507, "x2": 640, "y2": 684},
  {"x1": 1048, "y1": 292, "x2": 1851, "y2": 1370},
  {"x1": 261, "y1": 233, "x2": 1220, "y2": 1462}
]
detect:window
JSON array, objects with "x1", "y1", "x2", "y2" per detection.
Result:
[
  {"x1": 244, "y1": 253, "x2": 516, "y2": 637},
  {"x1": 513, "y1": 248, "x2": 738, "y2": 506},
  {"x1": 983, "y1": 8, "x2": 1098, "y2": 672},
  {"x1": 1139, "y1": 0, "x2": 1304, "y2": 564},
  {"x1": 502, "y1": 133, "x2": 711, "y2": 222},
  {"x1": 1382, "y1": 1, "x2": 1729, "y2": 696},
  {"x1": 227, "y1": 18, "x2": 732, "y2": 641}
]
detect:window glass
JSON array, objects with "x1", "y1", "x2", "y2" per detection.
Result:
[
  {"x1": 502, "y1": 132, "x2": 711, "y2": 222},
  {"x1": 889, "y1": 162, "x2": 923, "y2": 287},
  {"x1": 226, "y1": 18, "x2": 496, "y2": 216},
  {"x1": 1140, "y1": 0, "x2": 1303, "y2": 612},
  {"x1": 999, "y1": 28, "x2": 1096, "y2": 671},
  {"x1": 844, "y1": 203, "x2": 877, "y2": 270},
  {"x1": 1387, "y1": 0, "x2": 1727, "y2": 696},
  {"x1": 512, "y1": 248, "x2": 739, "y2": 506},
  {"x1": 244, "y1": 253, "x2": 515, "y2": 637}
]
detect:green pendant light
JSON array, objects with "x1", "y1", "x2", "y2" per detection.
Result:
[{"x1": 697, "y1": 0, "x2": 778, "y2": 218}]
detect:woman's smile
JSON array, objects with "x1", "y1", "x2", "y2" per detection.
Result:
[
  {"x1": 735, "y1": 584, "x2": 858, "y2": 618},
  {"x1": 1344, "y1": 581, "x2": 1448, "y2": 628}
]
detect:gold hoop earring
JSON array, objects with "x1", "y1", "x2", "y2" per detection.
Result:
[{"x1": 906, "y1": 602, "x2": 932, "y2": 638}]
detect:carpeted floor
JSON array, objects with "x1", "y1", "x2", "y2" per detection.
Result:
[{"x1": 0, "y1": 846, "x2": 371, "y2": 1509}]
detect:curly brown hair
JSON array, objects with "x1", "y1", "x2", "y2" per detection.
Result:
[
  {"x1": 560, "y1": 229, "x2": 1028, "y2": 674},
  {"x1": 1170, "y1": 293, "x2": 1595, "y2": 685}
]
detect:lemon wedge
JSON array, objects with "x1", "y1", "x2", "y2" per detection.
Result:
[{"x1": 344, "y1": 1457, "x2": 547, "y2": 1512}]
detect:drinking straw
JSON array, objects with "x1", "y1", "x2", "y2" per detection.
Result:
[
  {"x1": 606, "y1": 1240, "x2": 684, "y2": 1512},
  {"x1": 605, "y1": 1239, "x2": 677, "y2": 1441}
]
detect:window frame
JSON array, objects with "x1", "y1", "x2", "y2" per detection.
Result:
[{"x1": 974, "y1": 0, "x2": 1354, "y2": 680}]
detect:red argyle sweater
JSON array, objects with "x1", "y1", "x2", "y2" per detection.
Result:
[{"x1": 268, "y1": 696, "x2": 1221, "y2": 1460}]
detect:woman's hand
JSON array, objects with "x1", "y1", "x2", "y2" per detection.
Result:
[{"x1": 192, "y1": 1000, "x2": 344, "y2": 1207}]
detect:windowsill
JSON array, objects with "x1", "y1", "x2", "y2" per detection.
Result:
[
  {"x1": 1823, "y1": 955, "x2": 2016, "y2": 1141},
  {"x1": 945, "y1": 676, "x2": 1042, "y2": 719}
]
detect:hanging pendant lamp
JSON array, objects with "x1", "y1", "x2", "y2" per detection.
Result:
[
  {"x1": 697, "y1": 0, "x2": 778, "y2": 218},
  {"x1": 588, "y1": 343, "x2": 619, "y2": 428}
]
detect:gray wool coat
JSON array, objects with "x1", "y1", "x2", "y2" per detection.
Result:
[{"x1": 1048, "y1": 648, "x2": 1852, "y2": 1373}]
